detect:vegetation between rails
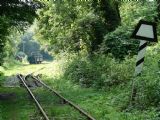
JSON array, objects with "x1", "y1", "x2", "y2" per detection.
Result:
[
  {"x1": 1, "y1": 0, "x2": 160, "y2": 120},
  {"x1": 1, "y1": 51, "x2": 160, "y2": 119}
]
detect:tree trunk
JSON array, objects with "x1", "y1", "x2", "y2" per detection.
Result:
[
  {"x1": 89, "y1": 0, "x2": 121, "y2": 53},
  {"x1": 92, "y1": 0, "x2": 121, "y2": 31},
  {"x1": 99, "y1": 0, "x2": 121, "y2": 31}
]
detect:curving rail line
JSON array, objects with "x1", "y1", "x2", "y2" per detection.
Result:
[
  {"x1": 17, "y1": 73, "x2": 96, "y2": 120},
  {"x1": 17, "y1": 74, "x2": 50, "y2": 120},
  {"x1": 30, "y1": 75, "x2": 96, "y2": 120}
]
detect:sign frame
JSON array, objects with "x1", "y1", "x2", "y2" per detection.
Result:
[{"x1": 131, "y1": 20, "x2": 158, "y2": 42}]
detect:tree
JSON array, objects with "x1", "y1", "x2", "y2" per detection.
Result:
[
  {"x1": 18, "y1": 32, "x2": 53, "y2": 61},
  {"x1": 156, "y1": 0, "x2": 160, "y2": 20},
  {"x1": 92, "y1": 0, "x2": 121, "y2": 31},
  {"x1": 0, "y1": 0, "x2": 41, "y2": 65},
  {"x1": 0, "y1": 0, "x2": 41, "y2": 26},
  {"x1": 5, "y1": 28, "x2": 21, "y2": 58},
  {"x1": 0, "y1": 17, "x2": 10, "y2": 65},
  {"x1": 35, "y1": 0, "x2": 121, "y2": 55},
  {"x1": 99, "y1": 1, "x2": 158, "y2": 59},
  {"x1": 18, "y1": 32, "x2": 40, "y2": 56}
]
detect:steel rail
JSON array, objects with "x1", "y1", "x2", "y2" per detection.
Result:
[
  {"x1": 17, "y1": 74, "x2": 50, "y2": 120},
  {"x1": 31, "y1": 75, "x2": 96, "y2": 120}
]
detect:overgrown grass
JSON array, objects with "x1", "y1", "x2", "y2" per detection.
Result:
[
  {"x1": 41, "y1": 76, "x2": 158, "y2": 120},
  {"x1": 32, "y1": 88, "x2": 86, "y2": 120},
  {"x1": 64, "y1": 54, "x2": 135, "y2": 89},
  {"x1": 1, "y1": 46, "x2": 160, "y2": 120},
  {"x1": 0, "y1": 87, "x2": 41, "y2": 120}
]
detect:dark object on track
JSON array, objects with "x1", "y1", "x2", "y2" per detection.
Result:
[
  {"x1": 28, "y1": 52, "x2": 43, "y2": 64},
  {"x1": 0, "y1": 93, "x2": 16, "y2": 100}
]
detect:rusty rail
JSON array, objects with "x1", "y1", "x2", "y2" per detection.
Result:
[
  {"x1": 17, "y1": 74, "x2": 50, "y2": 120},
  {"x1": 31, "y1": 75, "x2": 96, "y2": 120}
]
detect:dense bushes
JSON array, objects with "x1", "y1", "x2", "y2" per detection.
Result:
[
  {"x1": 132, "y1": 47, "x2": 160, "y2": 108},
  {"x1": 133, "y1": 73, "x2": 160, "y2": 108},
  {"x1": 0, "y1": 66, "x2": 4, "y2": 85},
  {"x1": 0, "y1": 16, "x2": 10, "y2": 65},
  {"x1": 63, "y1": 44, "x2": 160, "y2": 108},
  {"x1": 0, "y1": 67, "x2": 4, "y2": 76},
  {"x1": 64, "y1": 54, "x2": 135, "y2": 89},
  {"x1": 100, "y1": 26, "x2": 139, "y2": 60}
]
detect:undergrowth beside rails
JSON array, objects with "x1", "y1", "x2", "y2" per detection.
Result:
[
  {"x1": 1, "y1": 44, "x2": 160, "y2": 119},
  {"x1": 51, "y1": 44, "x2": 160, "y2": 119}
]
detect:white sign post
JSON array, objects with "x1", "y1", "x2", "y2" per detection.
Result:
[
  {"x1": 130, "y1": 20, "x2": 157, "y2": 103},
  {"x1": 134, "y1": 40, "x2": 147, "y2": 76},
  {"x1": 131, "y1": 20, "x2": 157, "y2": 76}
]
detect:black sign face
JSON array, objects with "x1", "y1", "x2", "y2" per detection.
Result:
[{"x1": 131, "y1": 20, "x2": 158, "y2": 42}]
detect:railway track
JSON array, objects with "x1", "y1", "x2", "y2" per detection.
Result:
[
  {"x1": 17, "y1": 74, "x2": 49, "y2": 120},
  {"x1": 17, "y1": 74, "x2": 96, "y2": 120}
]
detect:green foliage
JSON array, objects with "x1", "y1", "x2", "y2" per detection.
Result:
[
  {"x1": 2, "y1": 59, "x2": 22, "y2": 70},
  {"x1": 0, "y1": 66, "x2": 5, "y2": 85},
  {"x1": 35, "y1": 0, "x2": 121, "y2": 54},
  {"x1": 0, "y1": 87, "x2": 41, "y2": 120},
  {"x1": 120, "y1": 1, "x2": 157, "y2": 25},
  {"x1": 0, "y1": 67, "x2": 4, "y2": 75},
  {"x1": 65, "y1": 58, "x2": 93, "y2": 87},
  {"x1": 99, "y1": 1, "x2": 158, "y2": 59},
  {"x1": 0, "y1": 0, "x2": 41, "y2": 65},
  {"x1": 64, "y1": 53, "x2": 134, "y2": 89},
  {"x1": 18, "y1": 32, "x2": 41, "y2": 56},
  {"x1": 5, "y1": 28, "x2": 22, "y2": 58},
  {"x1": 0, "y1": 16, "x2": 10, "y2": 65},
  {"x1": 0, "y1": 0, "x2": 40, "y2": 26},
  {"x1": 63, "y1": 43, "x2": 160, "y2": 109},
  {"x1": 157, "y1": 0, "x2": 160, "y2": 20},
  {"x1": 100, "y1": 26, "x2": 139, "y2": 59},
  {"x1": 35, "y1": 1, "x2": 158, "y2": 60},
  {"x1": 131, "y1": 45, "x2": 160, "y2": 108},
  {"x1": 92, "y1": 0, "x2": 121, "y2": 31},
  {"x1": 1, "y1": 56, "x2": 160, "y2": 119},
  {"x1": 1, "y1": 1, "x2": 160, "y2": 119},
  {"x1": 18, "y1": 32, "x2": 53, "y2": 61}
]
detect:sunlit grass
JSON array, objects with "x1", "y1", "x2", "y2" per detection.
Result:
[
  {"x1": 42, "y1": 77, "x2": 158, "y2": 120},
  {"x1": 3, "y1": 60, "x2": 64, "y2": 78},
  {"x1": 0, "y1": 60, "x2": 159, "y2": 120}
]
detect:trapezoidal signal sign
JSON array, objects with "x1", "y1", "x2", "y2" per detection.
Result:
[{"x1": 131, "y1": 20, "x2": 158, "y2": 42}]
